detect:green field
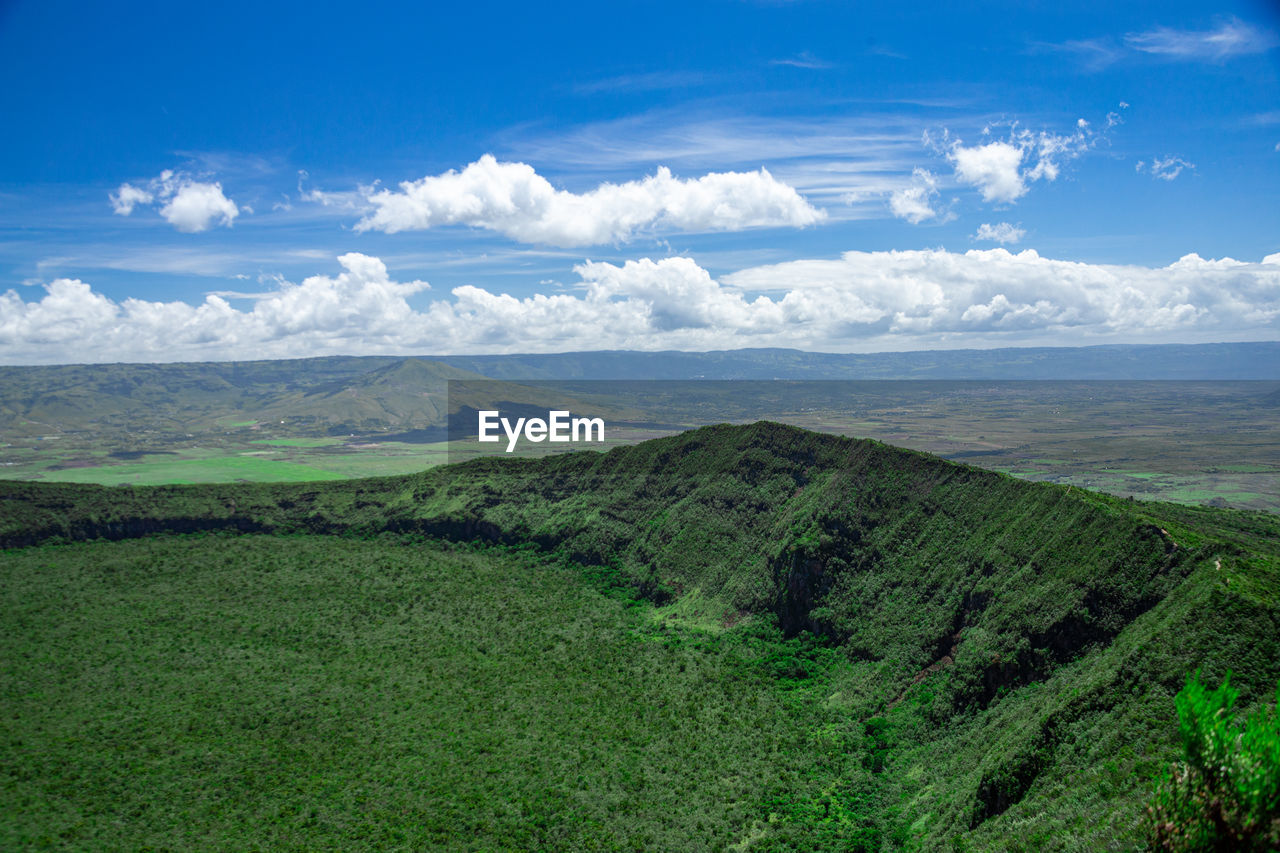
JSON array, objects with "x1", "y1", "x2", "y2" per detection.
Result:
[
  {"x1": 8, "y1": 443, "x2": 455, "y2": 485},
  {"x1": 249, "y1": 437, "x2": 344, "y2": 447},
  {"x1": 0, "y1": 535, "x2": 861, "y2": 850},
  {"x1": 36, "y1": 454, "x2": 349, "y2": 485}
]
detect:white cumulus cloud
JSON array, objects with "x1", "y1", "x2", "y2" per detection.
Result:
[
  {"x1": 2, "y1": 250, "x2": 1277, "y2": 363},
  {"x1": 109, "y1": 183, "x2": 154, "y2": 216},
  {"x1": 347, "y1": 154, "x2": 824, "y2": 247},
  {"x1": 889, "y1": 168, "x2": 942, "y2": 224},
  {"x1": 949, "y1": 141, "x2": 1026, "y2": 203},
  {"x1": 0, "y1": 253, "x2": 426, "y2": 362},
  {"x1": 723, "y1": 250, "x2": 1280, "y2": 340},
  {"x1": 159, "y1": 182, "x2": 240, "y2": 233},
  {"x1": 109, "y1": 170, "x2": 240, "y2": 232},
  {"x1": 974, "y1": 222, "x2": 1026, "y2": 244},
  {"x1": 928, "y1": 116, "x2": 1105, "y2": 205}
]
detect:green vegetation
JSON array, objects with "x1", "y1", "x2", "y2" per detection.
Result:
[
  {"x1": 1148, "y1": 673, "x2": 1280, "y2": 851},
  {"x1": 249, "y1": 437, "x2": 343, "y2": 447},
  {"x1": 36, "y1": 454, "x2": 349, "y2": 485},
  {"x1": 0, "y1": 535, "x2": 870, "y2": 850},
  {"x1": 2, "y1": 422, "x2": 1278, "y2": 849}
]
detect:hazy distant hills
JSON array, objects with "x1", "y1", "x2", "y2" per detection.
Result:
[
  {"x1": 0, "y1": 357, "x2": 480, "y2": 436},
  {"x1": 1, "y1": 341, "x2": 1276, "y2": 438},
  {"x1": 432, "y1": 341, "x2": 1280, "y2": 380}
]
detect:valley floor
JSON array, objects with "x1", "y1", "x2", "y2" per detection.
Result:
[{"x1": 1, "y1": 535, "x2": 870, "y2": 851}]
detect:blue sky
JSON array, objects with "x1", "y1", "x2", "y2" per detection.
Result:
[{"x1": 0, "y1": 0, "x2": 1278, "y2": 361}]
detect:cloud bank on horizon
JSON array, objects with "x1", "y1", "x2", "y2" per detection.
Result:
[{"x1": 2, "y1": 249, "x2": 1276, "y2": 363}]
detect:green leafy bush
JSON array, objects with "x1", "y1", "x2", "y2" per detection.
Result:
[{"x1": 1148, "y1": 672, "x2": 1280, "y2": 851}]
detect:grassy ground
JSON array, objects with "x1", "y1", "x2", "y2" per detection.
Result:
[
  {"x1": 0, "y1": 534, "x2": 863, "y2": 851},
  {"x1": 36, "y1": 454, "x2": 349, "y2": 485},
  {"x1": 7, "y1": 443, "x2": 453, "y2": 485},
  {"x1": 248, "y1": 437, "x2": 344, "y2": 447}
]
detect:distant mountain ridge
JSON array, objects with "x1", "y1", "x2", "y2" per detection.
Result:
[
  {"x1": 429, "y1": 341, "x2": 1280, "y2": 380},
  {"x1": 2, "y1": 341, "x2": 1277, "y2": 381}
]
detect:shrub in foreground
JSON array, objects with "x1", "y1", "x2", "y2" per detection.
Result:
[{"x1": 1148, "y1": 672, "x2": 1280, "y2": 851}]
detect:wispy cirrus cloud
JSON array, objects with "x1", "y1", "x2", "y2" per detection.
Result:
[
  {"x1": 573, "y1": 71, "x2": 716, "y2": 95},
  {"x1": 1039, "y1": 16, "x2": 1277, "y2": 69},
  {"x1": 769, "y1": 51, "x2": 834, "y2": 69},
  {"x1": 498, "y1": 110, "x2": 934, "y2": 221},
  {"x1": 1125, "y1": 17, "x2": 1277, "y2": 62},
  {"x1": 866, "y1": 43, "x2": 907, "y2": 60},
  {"x1": 1136, "y1": 156, "x2": 1195, "y2": 181},
  {"x1": 1030, "y1": 38, "x2": 1124, "y2": 72},
  {"x1": 33, "y1": 246, "x2": 333, "y2": 280},
  {"x1": 505, "y1": 111, "x2": 924, "y2": 171}
]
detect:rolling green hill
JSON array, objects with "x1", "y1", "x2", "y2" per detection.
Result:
[{"x1": 2, "y1": 423, "x2": 1278, "y2": 849}]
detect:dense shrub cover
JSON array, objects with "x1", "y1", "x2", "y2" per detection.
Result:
[{"x1": 1149, "y1": 673, "x2": 1280, "y2": 851}]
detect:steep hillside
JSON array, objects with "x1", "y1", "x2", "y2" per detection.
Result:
[
  {"x1": 252, "y1": 358, "x2": 481, "y2": 432},
  {"x1": 0, "y1": 356, "x2": 390, "y2": 436},
  {"x1": 2, "y1": 422, "x2": 1277, "y2": 848}
]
